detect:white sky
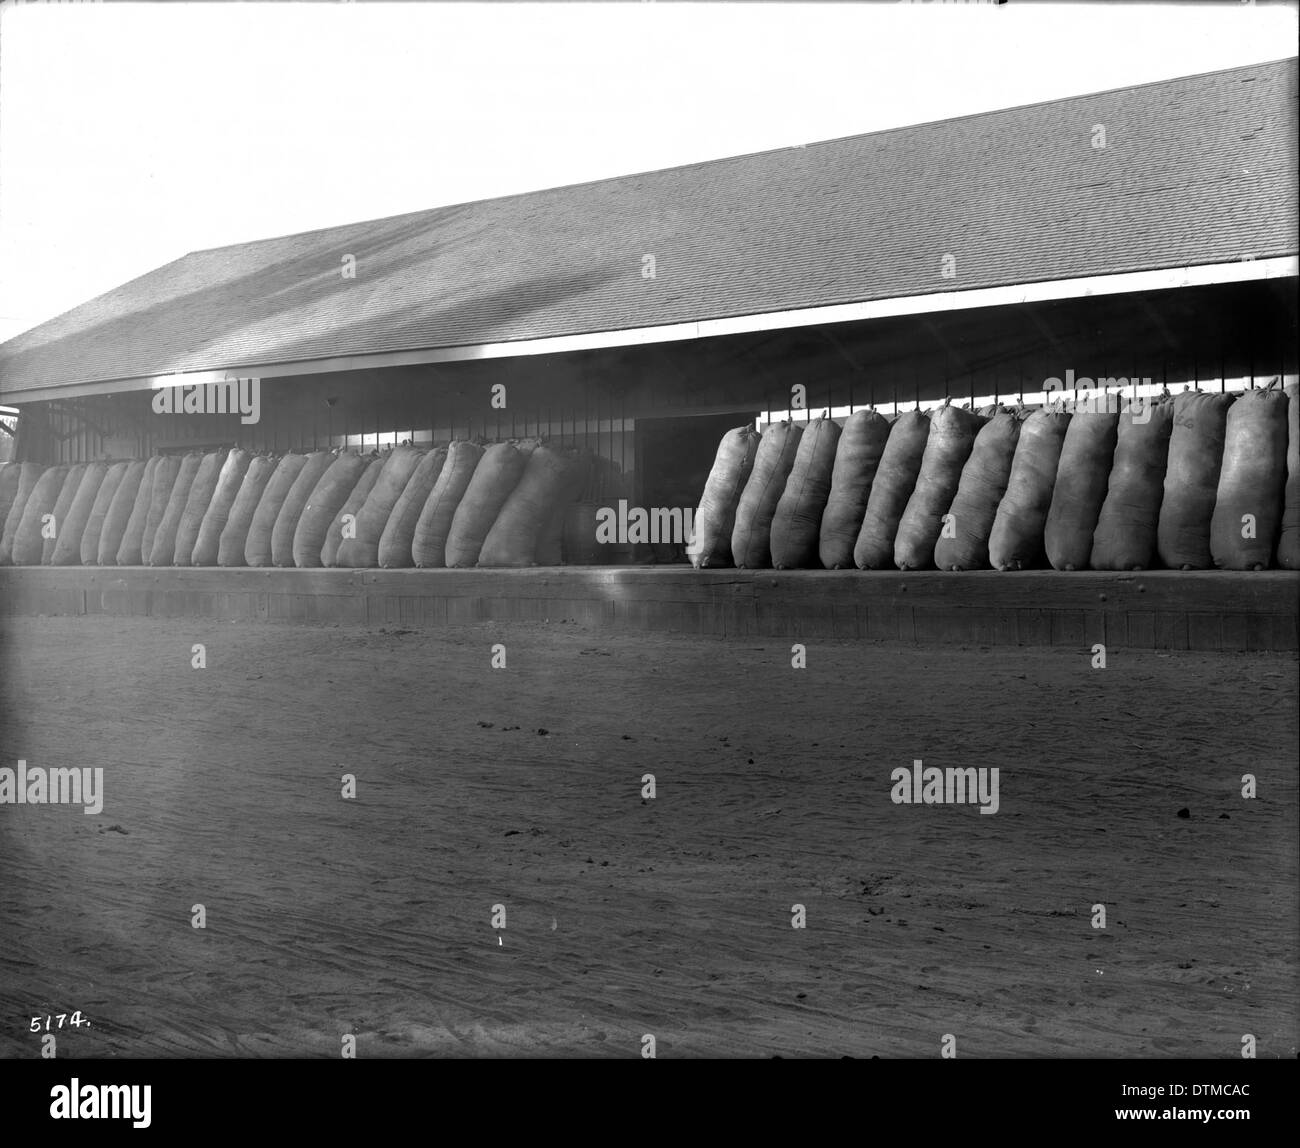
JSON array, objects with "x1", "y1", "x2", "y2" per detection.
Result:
[{"x1": 0, "y1": 1, "x2": 1295, "y2": 345}]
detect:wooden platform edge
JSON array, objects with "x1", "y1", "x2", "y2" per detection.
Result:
[{"x1": 0, "y1": 566, "x2": 1296, "y2": 651}]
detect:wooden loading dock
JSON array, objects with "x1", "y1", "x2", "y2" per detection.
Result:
[
  {"x1": 1, "y1": 566, "x2": 1294, "y2": 651},
  {"x1": 1, "y1": 60, "x2": 1296, "y2": 644}
]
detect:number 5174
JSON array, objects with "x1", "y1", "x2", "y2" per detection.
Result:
[{"x1": 30, "y1": 1012, "x2": 88, "y2": 1031}]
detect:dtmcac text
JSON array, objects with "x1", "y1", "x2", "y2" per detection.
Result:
[{"x1": 1122, "y1": 1085, "x2": 1250, "y2": 1099}]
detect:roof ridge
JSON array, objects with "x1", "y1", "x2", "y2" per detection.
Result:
[{"x1": 178, "y1": 55, "x2": 1298, "y2": 259}]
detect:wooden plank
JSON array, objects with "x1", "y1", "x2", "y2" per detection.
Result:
[
  {"x1": 719, "y1": 602, "x2": 753, "y2": 637},
  {"x1": 1125, "y1": 611, "x2": 1155, "y2": 650},
  {"x1": 1050, "y1": 610, "x2": 1087, "y2": 648},
  {"x1": 547, "y1": 598, "x2": 598, "y2": 627},
  {"x1": 898, "y1": 602, "x2": 916, "y2": 644},
  {"x1": 958, "y1": 608, "x2": 994, "y2": 646},
  {"x1": 640, "y1": 601, "x2": 685, "y2": 632},
  {"x1": 986, "y1": 607, "x2": 1018, "y2": 646},
  {"x1": 1015, "y1": 609, "x2": 1051, "y2": 647},
  {"x1": 324, "y1": 594, "x2": 366, "y2": 626},
  {"x1": 753, "y1": 601, "x2": 786, "y2": 638},
  {"x1": 5, "y1": 563, "x2": 1295, "y2": 619},
  {"x1": 759, "y1": 600, "x2": 833, "y2": 640},
  {"x1": 864, "y1": 602, "x2": 899, "y2": 642},
  {"x1": 1218, "y1": 612, "x2": 1248, "y2": 651},
  {"x1": 519, "y1": 597, "x2": 555, "y2": 622},
  {"x1": 445, "y1": 596, "x2": 483, "y2": 624},
  {"x1": 399, "y1": 596, "x2": 419, "y2": 627},
  {"x1": 40, "y1": 586, "x2": 80, "y2": 616},
  {"x1": 0, "y1": 567, "x2": 1294, "y2": 651},
  {"x1": 676, "y1": 601, "x2": 706, "y2": 635},
  {"x1": 612, "y1": 599, "x2": 642, "y2": 630},
  {"x1": 1246, "y1": 612, "x2": 1276, "y2": 653},
  {"x1": 215, "y1": 592, "x2": 250, "y2": 622},
  {"x1": 1095, "y1": 609, "x2": 1112, "y2": 648},
  {"x1": 961, "y1": 610, "x2": 998, "y2": 647},
  {"x1": 832, "y1": 603, "x2": 861, "y2": 640},
  {"x1": 1187, "y1": 612, "x2": 1222, "y2": 652},
  {"x1": 912, "y1": 607, "x2": 963, "y2": 645},
  {"x1": 1154, "y1": 610, "x2": 1188, "y2": 651},
  {"x1": 416, "y1": 596, "x2": 447, "y2": 627}
]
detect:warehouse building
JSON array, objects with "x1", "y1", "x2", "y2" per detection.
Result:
[
  {"x1": 2, "y1": 59, "x2": 1295, "y2": 508},
  {"x1": 0, "y1": 58, "x2": 1295, "y2": 645}
]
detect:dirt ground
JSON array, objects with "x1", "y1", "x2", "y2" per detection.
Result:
[{"x1": 0, "y1": 614, "x2": 1295, "y2": 1059}]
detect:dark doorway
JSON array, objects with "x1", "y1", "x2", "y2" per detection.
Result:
[{"x1": 633, "y1": 411, "x2": 758, "y2": 564}]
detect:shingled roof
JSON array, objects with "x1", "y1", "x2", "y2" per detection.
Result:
[{"x1": 1, "y1": 56, "x2": 1295, "y2": 400}]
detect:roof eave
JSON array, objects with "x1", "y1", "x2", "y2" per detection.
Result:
[{"x1": 4, "y1": 255, "x2": 1296, "y2": 405}]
